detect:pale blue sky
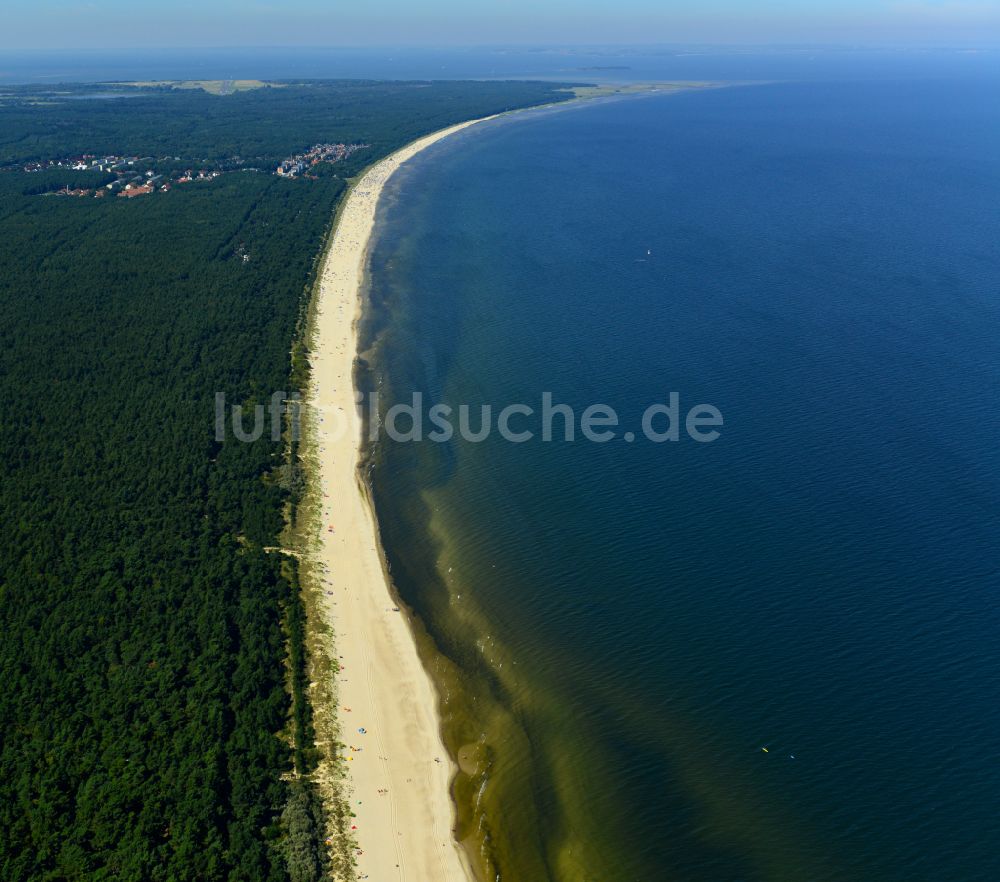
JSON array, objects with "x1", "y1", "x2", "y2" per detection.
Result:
[{"x1": 3, "y1": 0, "x2": 998, "y2": 48}]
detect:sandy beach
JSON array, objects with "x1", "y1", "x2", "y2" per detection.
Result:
[{"x1": 307, "y1": 120, "x2": 491, "y2": 882}]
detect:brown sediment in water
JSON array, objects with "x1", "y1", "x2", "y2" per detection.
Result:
[
  {"x1": 332, "y1": 85, "x2": 727, "y2": 881},
  {"x1": 304, "y1": 119, "x2": 496, "y2": 882}
]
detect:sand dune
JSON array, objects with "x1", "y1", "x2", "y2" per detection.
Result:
[{"x1": 308, "y1": 119, "x2": 491, "y2": 882}]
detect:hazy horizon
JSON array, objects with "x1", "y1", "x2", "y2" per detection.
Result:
[{"x1": 2, "y1": 0, "x2": 999, "y2": 51}]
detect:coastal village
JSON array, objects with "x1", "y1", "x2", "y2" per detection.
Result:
[
  {"x1": 20, "y1": 140, "x2": 369, "y2": 198},
  {"x1": 275, "y1": 141, "x2": 366, "y2": 176}
]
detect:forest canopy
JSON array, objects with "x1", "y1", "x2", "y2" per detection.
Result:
[{"x1": 0, "y1": 78, "x2": 572, "y2": 881}]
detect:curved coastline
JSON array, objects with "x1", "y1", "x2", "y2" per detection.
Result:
[
  {"x1": 306, "y1": 87, "x2": 709, "y2": 882},
  {"x1": 306, "y1": 118, "x2": 496, "y2": 882},
  {"x1": 313, "y1": 84, "x2": 720, "y2": 880}
]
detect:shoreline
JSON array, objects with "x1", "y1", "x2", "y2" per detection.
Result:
[
  {"x1": 302, "y1": 84, "x2": 717, "y2": 881},
  {"x1": 305, "y1": 118, "x2": 494, "y2": 882}
]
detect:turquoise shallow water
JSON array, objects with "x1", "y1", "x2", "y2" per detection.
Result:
[{"x1": 362, "y1": 79, "x2": 1000, "y2": 881}]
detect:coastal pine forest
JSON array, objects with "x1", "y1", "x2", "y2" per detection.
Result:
[{"x1": 0, "y1": 79, "x2": 572, "y2": 881}]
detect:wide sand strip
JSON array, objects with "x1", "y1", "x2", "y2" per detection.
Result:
[{"x1": 309, "y1": 120, "x2": 491, "y2": 882}]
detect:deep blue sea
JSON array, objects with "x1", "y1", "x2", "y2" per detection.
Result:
[{"x1": 361, "y1": 76, "x2": 1000, "y2": 880}]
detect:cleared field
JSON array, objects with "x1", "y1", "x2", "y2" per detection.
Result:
[{"x1": 122, "y1": 79, "x2": 279, "y2": 94}]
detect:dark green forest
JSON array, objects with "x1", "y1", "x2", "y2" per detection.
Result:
[
  {"x1": 0, "y1": 79, "x2": 571, "y2": 881},
  {"x1": 0, "y1": 79, "x2": 575, "y2": 172}
]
